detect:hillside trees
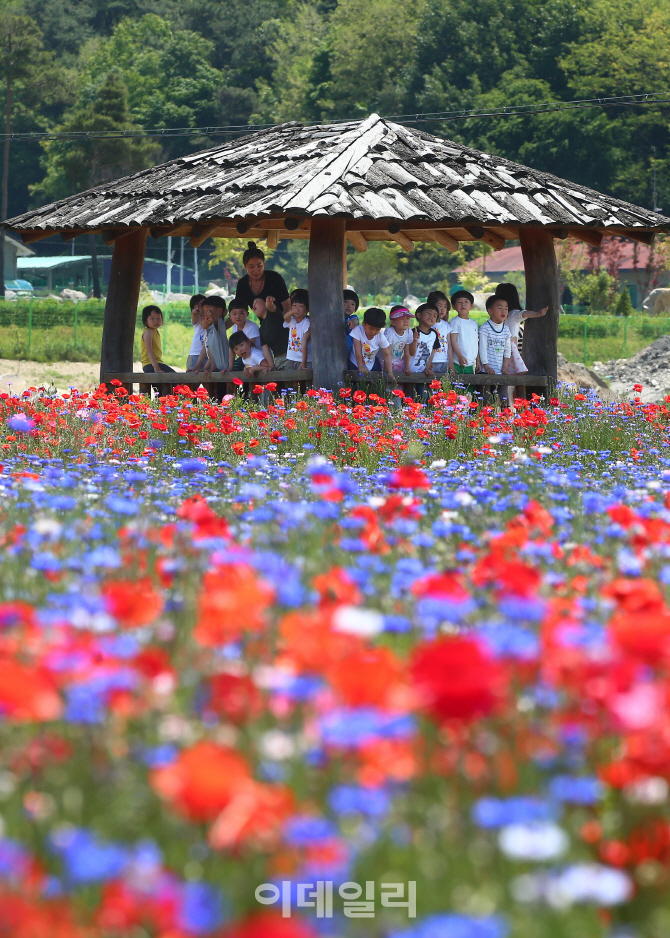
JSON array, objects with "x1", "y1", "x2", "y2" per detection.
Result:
[
  {"x1": 0, "y1": 2, "x2": 62, "y2": 295},
  {"x1": 33, "y1": 70, "x2": 156, "y2": 295}
]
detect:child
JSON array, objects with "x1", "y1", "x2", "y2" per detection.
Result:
[
  {"x1": 383, "y1": 306, "x2": 416, "y2": 374},
  {"x1": 349, "y1": 307, "x2": 395, "y2": 379},
  {"x1": 141, "y1": 305, "x2": 176, "y2": 375},
  {"x1": 479, "y1": 295, "x2": 511, "y2": 377},
  {"x1": 228, "y1": 299, "x2": 261, "y2": 371},
  {"x1": 229, "y1": 331, "x2": 274, "y2": 377},
  {"x1": 194, "y1": 296, "x2": 229, "y2": 374},
  {"x1": 186, "y1": 293, "x2": 206, "y2": 371},
  {"x1": 409, "y1": 304, "x2": 441, "y2": 376},
  {"x1": 494, "y1": 282, "x2": 548, "y2": 374},
  {"x1": 283, "y1": 288, "x2": 311, "y2": 369},
  {"x1": 427, "y1": 290, "x2": 451, "y2": 322},
  {"x1": 344, "y1": 289, "x2": 360, "y2": 320},
  {"x1": 429, "y1": 303, "x2": 452, "y2": 375},
  {"x1": 449, "y1": 289, "x2": 479, "y2": 374}
]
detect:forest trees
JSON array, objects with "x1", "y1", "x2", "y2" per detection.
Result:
[
  {"x1": 0, "y1": 0, "x2": 667, "y2": 297},
  {"x1": 33, "y1": 70, "x2": 156, "y2": 295}
]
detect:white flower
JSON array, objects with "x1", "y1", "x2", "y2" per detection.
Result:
[
  {"x1": 33, "y1": 518, "x2": 62, "y2": 538},
  {"x1": 498, "y1": 822, "x2": 568, "y2": 861},
  {"x1": 454, "y1": 490, "x2": 474, "y2": 506},
  {"x1": 512, "y1": 864, "x2": 632, "y2": 908},
  {"x1": 259, "y1": 730, "x2": 296, "y2": 761},
  {"x1": 332, "y1": 605, "x2": 384, "y2": 637},
  {"x1": 547, "y1": 865, "x2": 633, "y2": 908},
  {"x1": 624, "y1": 776, "x2": 669, "y2": 805},
  {"x1": 430, "y1": 459, "x2": 447, "y2": 469}
]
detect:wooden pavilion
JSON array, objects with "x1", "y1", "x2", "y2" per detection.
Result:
[{"x1": 4, "y1": 113, "x2": 670, "y2": 391}]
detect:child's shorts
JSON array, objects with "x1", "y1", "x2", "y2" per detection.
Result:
[
  {"x1": 453, "y1": 363, "x2": 476, "y2": 374},
  {"x1": 431, "y1": 362, "x2": 449, "y2": 374}
]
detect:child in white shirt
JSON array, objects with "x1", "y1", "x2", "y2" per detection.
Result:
[
  {"x1": 409, "y1": 304, "x2": 441, "y2": 375},
  {"x1": 283, "y1": 289, "x2": 311, "y2": 368},
  {"x1": 479, "y1": 296, "x2": 511, "y2": 375},
  {"x1": 431, "y1": 311, "x2": 452, "y2": 374},
  {"x1": 229, "y1": 331, "x2": 274, "y2": 377},
  {"x1": 228, "y1": 299, "x2": 261, "y2": 371},
  {"x1": 186, "y1": 293, "x2": 206, "y2": 371},
  {"x1": 383, "y1": 306, "x2": 417, "y2": 374},
  {"x1": 349, "y1": 307, "x2": 395, "y2": 379},
  {"x1": 427, "y1": 290, "x2": 451, "y2": 322},
  {"x1": 493, "y1": 282, "x2": 548, "y2": 374},
  {"x1": 449, "y1": 289, "x2": 480, "y2": 374}
]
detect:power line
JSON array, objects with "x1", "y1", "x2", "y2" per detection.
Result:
[{"x1": 2, "y1": 92, "x2": 669, "y2": 140}]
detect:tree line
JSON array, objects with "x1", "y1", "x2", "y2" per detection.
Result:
[{"x1": 0, "y1": 0, "x2": 667, "y2": 296}]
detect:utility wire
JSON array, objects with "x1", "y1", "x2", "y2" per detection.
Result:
[{"x1": 1, "y1": 92, "x2": 669, "y2": 140}]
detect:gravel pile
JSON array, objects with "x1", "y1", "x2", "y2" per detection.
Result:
[
  {"x1": 557, "y1": 353, "x2": 619, "y2": 401},
  {"x1": 591, "y1": 334, "x2": 670, "y2": 402}
]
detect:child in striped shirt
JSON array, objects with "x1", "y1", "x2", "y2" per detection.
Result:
[{"x1": 479, "y1": 296, "x2": 511, "y2": 375}]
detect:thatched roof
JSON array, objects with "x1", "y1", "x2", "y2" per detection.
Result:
[{"x1": 6, "y1": 113, "x2": 669, "y2": 247}]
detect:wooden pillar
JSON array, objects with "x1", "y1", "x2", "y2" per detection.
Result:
[
  {"x1": 308, "y1": 217, "x2": 347, "y2": 391},
  {"x1": 519, "y1": 227, "x2": 560, "y2": 384},
  {"x1": 100, "y1": 228, "x2": 147, "y2": 384}
]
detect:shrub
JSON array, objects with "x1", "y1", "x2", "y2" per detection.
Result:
[{"x1": 615, "y1": 289, "x2": 633, "y2": 317}]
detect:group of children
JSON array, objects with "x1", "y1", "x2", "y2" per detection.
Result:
[
  {"x1": 141, "y1": 289, "x2": 311, "y2": 382},
  {"x1": 345, "y1": 284, "x2": 547, "y2": 381},
  {"x1": 140, "y1": 281, "x2": 547, "y2": 389}
]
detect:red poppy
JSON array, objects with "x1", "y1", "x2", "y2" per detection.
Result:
[
  {"x1": 411, "y1": 636, "x2": 505, "y2": 722},
  {"x1": 221, "y1": 912, "x2": 318, "y2": 938},
  {"x1": 208, "y1": 780, "x2": 295, "y2": 851},
  {"x1": 194, "y1": 564, "x2": 275, "y2": 646},
  {"x1": 388, "y1": 465, "x2": 430, "y2": 489},
  {"x1": 151, "y1": 741, "x2": 251, "y2": 821},
  {"x1": 207, "y1": 672, "x2": 264, "y2": 724},
  {"x1": 102, "y1": 578, "x2": 163, "y2": 628},
  {"x1": 0, "y1": 661, "x2": 62, "y2": 721},
  {"x1": 326, "y1": 645, "x2": 404, "y2": 708}
]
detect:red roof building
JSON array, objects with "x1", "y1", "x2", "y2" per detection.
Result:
[{"x1": 456, "y1": 236, "x2": 670, "y2": 306}]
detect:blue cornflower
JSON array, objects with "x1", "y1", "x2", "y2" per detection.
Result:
[
  {"x1": 472, "y1": 796, "x2": 555, "y2": 828},
  {"x1": 389, "y1": 913, "x2": 508, "y2": 938},
  {"x1": 284, "y1": 815, "x2": 337, "y2": 845},
  {"x1": 329, "y1": 785, "x2": 391, "y2": 817},
  {"x1": 104, "y1": 495, "x2": 139, "y2": 516},
  {"x1": 50, "y1": 828, "x2": 128, "y2": 884},
  {"x1": 177, "y1": 882, "x2": 225, "y2": 935},
  {"x1": 7, "y1": 413, "x2": 35, "y2": 432},
  {"x1": 548, "y1": 776, "x2": 603, "y2": 805}
]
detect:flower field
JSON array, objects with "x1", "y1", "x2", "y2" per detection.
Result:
[{"x1": 1, "y1": 379, "x2": 670, "y2": 938}]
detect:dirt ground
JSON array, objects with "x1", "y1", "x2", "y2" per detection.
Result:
[{"x1": 0, "y1": 360, "x2": 143, "y2": 396}]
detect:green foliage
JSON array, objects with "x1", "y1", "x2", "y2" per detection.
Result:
[
  {"x1": 253, "y1": 3, "x2": 328, "y2": 123},
  {"x1": 348, "y1": 241, "x2": 401, "y2": 296},
  {"x1": 79, "y1": 14, "x2": 226, "y2": 159},
  {"x1": 32, "y1": 68, "x2": 156, "y2": 201},
  {"x1": 615, "y1": 287, "x2": 634, "y2": 318},
  {"x1": 319, "y1": 0, "x2": 424, "y2": 118},
  {"x1": 569, "y1": 270, "x2": 617, "y2": 311}
]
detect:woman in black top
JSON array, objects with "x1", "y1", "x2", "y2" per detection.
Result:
[{"x1": 234, "y1": 242, "x2": 291, "y2": 365}]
